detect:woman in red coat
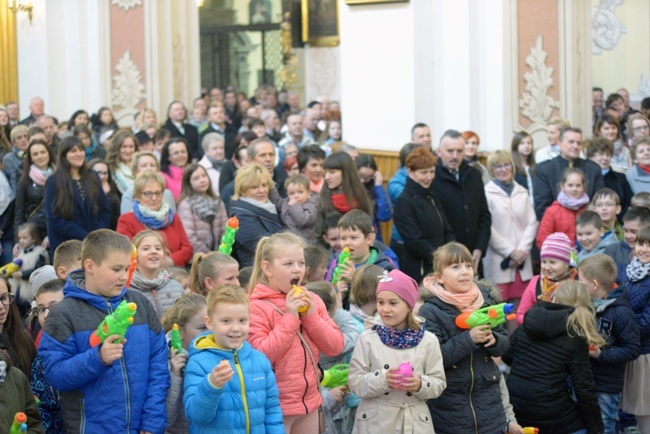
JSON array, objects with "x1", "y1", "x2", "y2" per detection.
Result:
[{"x1": 117, "y1": 171, "x2": 193, "y2": 266}]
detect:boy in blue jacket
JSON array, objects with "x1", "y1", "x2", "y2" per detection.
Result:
[
  {"x1": 578, "y1": 254, "x2": 641, "y2": 434},
  {"x1": 39, "y1": 229, "x2": 170, "y2": 434},
  {"x1": 183, "y1": 284, "x2": 283, "y2": 434}
]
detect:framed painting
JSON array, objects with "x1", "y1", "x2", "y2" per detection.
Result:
[
  {"x1": 345, "y1": 0, "x2": 408, "y2": 4},
  {"x1": 301, "y1": 0, "x2": 339, "y2": 47}
]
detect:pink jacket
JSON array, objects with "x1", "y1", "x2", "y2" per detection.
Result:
[
  {"x1": 176, "y1": 197, "x2": 228, "y2": 254},
  {"x1": 248, "y1": 283, "x2": 344, "y2": 416},
  {"x1": 516, "y1": 275, "x2": 540, "y2": 325},
  {"x1": 161, "y1": 165, "x2": 184, "y2": 200}
]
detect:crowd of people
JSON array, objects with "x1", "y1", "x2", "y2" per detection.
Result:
[{"x1": 0, "y1": 83, "x2": 649, "y2": 434}]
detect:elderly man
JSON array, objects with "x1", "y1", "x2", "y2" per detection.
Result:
[
  {"x1": 6, "y1": 102, "x2": 19, "y2": 126},
  {"x1": 533, "y1": 127, "x2": 604, "y2": 219},
  {"x1": 432, "y1": 129, "x2": 491, "y2": 271},
  {"x1": 20, "y1": 97, "x2": 57, "y2": 126},
  {"x1": 277, "y1": 113, "x2": 315, "y2": 164},
  {"x1": 261, "y1": 109, "x2": 282, "y2": 143},
  {"x1": 36, "y1": 115, "x2": 61, "y2": 152},
  {"x1": 162, "y1": 100, "x2": 200, "y2": 160}
]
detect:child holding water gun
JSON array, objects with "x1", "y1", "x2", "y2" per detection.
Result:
[
  {"x1": 349, "y1": 269, "x2": 446, "y2": 434},
  {"x1": 183, "y1": 285, "x2": 284, "y2": 433},
  {"x1": 189, "y1": 251, "x2": 240, "y2": 295},
  {"x1": 161, "y1": 293, "x2": 207, "y2": 434},
  {"x1": 39, "y1": 229, "x2": 169, "y2": 434},
  {"x1": 418, "y1": 242, "x2": 509, "y2": 434},
  {"x1": 248, "y1": 232, "x2": 344, "y2": 433},
  {"x1": 0, "y1": 348, "x2": 44, "y2": 434},
  {"x1": 503, "y1": 281, "x2": 605, "y2": 434},
  {"x1": 129, "y1": 230, "x2": 184, "y2": 318}
]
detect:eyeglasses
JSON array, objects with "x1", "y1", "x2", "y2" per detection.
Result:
[
  {"x1": 142, "y1": 191, "x2": 164, "y2": 199},
  {"x1": 0, "y1": 292, "x2": 14, "y2": 306},
  {"x1": 493, "y1": 164, "x2": 512, "y2": 171},
  {"x1": 633, "y1": 125, "x2": 650, "y2": 132},
  {"x1": 34, "y1": 303, "x2": 58, "y2": 317}
]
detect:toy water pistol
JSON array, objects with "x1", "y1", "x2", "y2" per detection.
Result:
[
  {"x1": 89, "y1": 300, "x2": 137, "y2": 348},
  {"x1": 455, "y1": 303, "x2": 516, "y2": 330},
  {"x1": 330, "y1": 247, "x2": 350, "y2": 285},
  {"x1": 10, "y1": 412, "x2": 27, "y2": 434},
  {"x1": 125, "y1": 244, "x2": 137, "y2": 289},
  {"x1": 292, "y1": 285, "x2": 309, "y2": 313},
  {"x1": 33, "y1": 395, "x2": 40, "y2": 406},
  {"x1": 522, "y1": 428, "x2": 539, "y2": 434},
  {"x1": 170, "y1": 323, "x2": 182, "y2": 353},
  {"x1": 0, "y1": 259, "x2": 22, "y2": 276},
  {"x1": 218, "y1": 217, "x2": 239, "y2": 255},
  {"x1": 320, "y1": 364, "x2": 349, "y2": 388}
]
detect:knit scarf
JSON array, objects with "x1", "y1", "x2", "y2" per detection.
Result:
[
  {"x1": 331, "y1": 193, "x2": 356, "y2": 213},
  {"x1": 0, "y1": 361, "x2": 5, "y2": 385},
  {"x1": 186, "y1": 194, "x2": 222, "y2": 223},
  {"x1": 493, "y1": 179, "x2": 514, "y2": 196},
  {"x1": 626, "y1": 257, "x2": 650, "y2": 282},
  {"x1": 374, "y1": 324, "x2": 424, "y2": 349},
  {"x1": 133, "y1": 200, "x2": 174, "y2": 230},
  {"x1": 239, "y1": 197, "x2": 277, "y2": 215},
  {"x1": 29, "y1": 164, "x2": 52, "y2": 186},
  {"x1": 539, "y1": 267, "x2": 578, "y2": 301},
  {"x1": 206, "y1": 156, "x2": 224, "y2": 172},
  {"x1": 557, "y1": 191, "x2": 590, "y2": 210},
  {"x1": 130, "y1": 269, "x2": 170, "y2": 291},
  {"x1": 425, "y1": 278, "x2": 485, "y2": 312},
  {"x1": 84, "y1": 138, "x2": 99, "y2": 158}
]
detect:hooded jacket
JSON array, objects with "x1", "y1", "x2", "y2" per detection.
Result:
[
  {"x1": 129, "y1": 269, "x2": 185, "y2": 319},
  {"x1": 183, "y1": 333, "x2": 284, "y2": 434},
  {"x1": 502, "y1": 301, "x2": 604, "y2": 434},
  {"x1": 418, "y1": 286, "x2": 509, "y2": 434},
  {"x1": 39, "y1": 271, "x2": 170, "y2": 434},
  {"x1": 248, "y1": 283, "x2": 344, "y2": 416}
]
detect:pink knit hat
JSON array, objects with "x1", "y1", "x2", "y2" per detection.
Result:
[
  {"x1": 540, "y1": 232, "x2": 572, "y2": 265},
  {"x1": 376, "y1": 269, "x2": 419, "y2": 310}
]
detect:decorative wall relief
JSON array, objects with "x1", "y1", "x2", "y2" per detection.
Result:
[
  {"x1": 592, "y1": 0, "x2": 626, "y2": 55},
  {"x1": 111, "y1": 0, "x2": 142, "y2": 11},
  {"x1": 111, "y1": 50, "x2": 146, "y2": 123},
  {"x1": 172, "y1": 34, "x2": 186, "y2": 103},
  {"x1": 639, "y1": 74, "x2": 650, "y2": 97},
  {"x1": 519, "y1": 35, "x2": 558, "y2": 129}
]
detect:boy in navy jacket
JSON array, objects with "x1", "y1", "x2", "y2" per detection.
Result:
[{"x1": 39, "y1": 229, "x2": 170, "y2": 434}]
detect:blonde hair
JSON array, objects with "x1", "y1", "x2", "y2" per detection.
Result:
[
  {"x1": 350, "y1": 264, "x2": 383, "y2": 306},
  {"x1": 189, "y1": 252, "x2": 239, "y2": 296},
  {"x1": 553, "y1": 281, "x2": 605, "y2": 348},
  {"x1": 578, "y1": 254, "x2": 617, "y2": 291},
  {"x1": 249, "y1": 232, "x2": 304, "y2": 293},
  {"x1": 132, "y1": 230, "x2": 170, "y2": 264},
  {"x1": 433, "y1": 242, "x2": 473, "y2": 275},
  {"x1": 233, "y1": 163, "x2": 275, "y2": 200},
  {"x1": 133, "y1": 171, "x2": 166, "y2": 199},
  {"x1": 161, "y1": 293, "x2": 206, "y2": 333},
  {"x1": 548, "y1": 117, "x2": 571, "y2": 131},
  {"x1": 130, "y1": 150, "x2": 160, "y2": 174},
  {"x1": 206, "y1": 284, "x2": 249, "y2": 315},
  {"x1": 486, "y1": 150, "x2": 515, "y2": 181}
]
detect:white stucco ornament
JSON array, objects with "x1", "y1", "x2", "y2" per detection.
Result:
[
  {"x1": 519, "y1": 35, "x2": 558, "y2": 127},
  {"x1": 111, "y1": 50, "x2": 146, "y2": 110},
  {"x1": 111, "y1": 0, "x2": 142, "y2": 10},
  {"x1": 592, "y1": 0, "x2": 626, "y2": 55}
]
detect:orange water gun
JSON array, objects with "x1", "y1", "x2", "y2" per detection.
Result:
[{"x1": 126, "y1": 244, "x2": 137, "y2": 288}]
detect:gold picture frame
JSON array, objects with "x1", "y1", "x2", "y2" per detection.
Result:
[
  {"x1": 345, "y1": 0, "x2": 408, "y2": 4},
  {"x1": 301, "y1": 0, "x2": 339, "y2": 47}
]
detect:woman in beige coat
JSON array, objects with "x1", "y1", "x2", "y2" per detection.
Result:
[
  {"x1": 482, "y1": 151, "x2": 538, "y2": 330},
  {"x1": 348, "y1": 269, "x2": 446, "y2": 434}
]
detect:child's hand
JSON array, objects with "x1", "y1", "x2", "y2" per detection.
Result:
[
  {"x1": 469, "y1": 325, "x2": 493, "y2": 345},
  {"x1": 373, "y1": 170, "x2": 383, "y2": 187},
  {"x1": 507, "y1": 421, "x2": 525, "y2": 434},
  {"x1": 386, "y1": 368, "x2": 403, "y2": 389},
  {"x1": 589, "y1": 345, "x2": 601, "y2": 359},
  {"x1": 12, "y1": 243, "x2": 21, "y2": 257},
  {"x1": 336, "y1": 278, "x2": 348, "y2": 295},
  {"x1": 169, "y1": 348, "x2": 187, "y2": 377},
  {"x1": 328, "y1": 386, "x2": 348, "y2": 403},
  {"x1": 11, "y1": 271, "x2": 22, "y2": 279},
  {"x1": 299, "y1": 291, "x2": 315, "y2": 318},
  {"x1": 335, "y1": 290, "x2": 343, "y2": 311},
  {"x1": 286, "y1": 288, "x2": 307, "y2": 317},
  {"x1": 100, "y1": 334, "x2": 126, "y2": 365},
  {"x1": 339, "y1": 260, "x2": 355, "y2": 282},
  {"x1": 209, "y1": 360, "x2": 234, "y2": 388},
  {"x1": 400, "y1": 375, "x2": 422, "y2": 393}
]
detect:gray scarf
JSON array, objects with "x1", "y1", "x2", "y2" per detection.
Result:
[
  {"x1": 186, "y1": 194, "x2": 222, "y2": 223},
  {"x1": 130, "y1": 269, "x2": 170, "y2": 292},
  {"x1": 240, "y1": 197, "x2": 278, "y2": 215}
]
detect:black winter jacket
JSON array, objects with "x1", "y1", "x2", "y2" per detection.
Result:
[
  {"x1": 503, "y1": 301, "x2": 604, "y2": 434},
  {"x1": 419, "y1": 286, "x2": 508, "y2": 434},
  {"x1": 603, "y1": 169, "x2": 633, "y2": 224},
  {"x1": 393, "y1": 177, "x2": 455, "y2": 283},
  {"x1": 590, "y1": 288, "x2": 640, "y2": 394},
  {"x1": 230, "y1": 199, "x2": 284, "y2": 267},
  {"x1": 14, "y1": 177, "x2": 47, "y2": 239},
  {"x1": 432, "y1": 160, "x2": 491, "y2": 255}
]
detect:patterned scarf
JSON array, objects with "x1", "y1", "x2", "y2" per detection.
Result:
[
  {"x1": 133, "y1": 200, "x2": 174, "y2": 230},
  {"x1": 374, "y1": 324, "x2": 424, "y2": 349},
  {"x1": 539, "y1": 267, "x2": 577, "y2": 301},
  {"x1": 424, "y1": 278, "x2": 485, "y2": 312},
  {"x1": 0, "y1": 361, "x2": 6, "y2": 385},
  {"x1": 557, "y1": 191, "x2": 590, "y2": 210},
  {"x1": 186, "y1": 194, "x2": 222, "y2": 223},
  {"x1": 626, "y1": 257, "x2": 650, "y2": 282}
]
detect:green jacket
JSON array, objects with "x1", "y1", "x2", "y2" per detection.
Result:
[{"x1": 0, "y1": 362, "x2": 44, "y2": 434}]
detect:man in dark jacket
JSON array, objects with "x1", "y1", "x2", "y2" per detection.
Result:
[
  {"x1": 162, "y1": 101, "x2": 200, "y2": 160},
  {"x1": 533, "y1": 127, "x2": 604, "y2": 219},
  {"x1": 433, "y1": 129, "x2": 491, "y2": 271}
]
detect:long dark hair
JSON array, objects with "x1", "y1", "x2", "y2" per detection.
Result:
[
  {"x1": 178, "y1": 163, "x2": 218, "y2": 203},
  {"x1": 50, "y1": 136, "x2": 103, "y2": 219},
  {"x1": 160, "y1": 137, "x2": 190, "y2": 175},
  {"x1": 511, "y1": 131, "x2": 535, "y2": 177},
  {"x1": 320, "y1": 151, "x2": 372, "y2": 215},
  {"x1": 19, "y1": 139, "x2": 55, "y2": 192},
  {"x1": 68, "y1": 109, "x2": 89, "y2": 128},
  {"x1": 0, "y1": 276, "x2": 36, "y2": 376}
]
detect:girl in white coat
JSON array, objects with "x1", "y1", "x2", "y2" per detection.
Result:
[{"x1": 348, "y1": 269, "x2": 446, "y2": 434}]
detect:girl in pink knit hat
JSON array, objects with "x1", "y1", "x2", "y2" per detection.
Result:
[{"x1": 348, "y1": 269, "x2": 446, "y2": 434}]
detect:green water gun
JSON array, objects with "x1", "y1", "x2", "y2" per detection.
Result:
[
  {"x1": 320, "y1": 364, "x2": 349, "y2": 388},
  {"x1": 10, "y1": 412, "x2": 27, "y2": 434},
  {"x1": 170, "y1": 323, "x2": 182, "y2": 353},
  {"x1": 331, "y1": 247, "x2": 350, "y2": 285},
  {"x1": 218, "y1": 217, "x2": 239, "y2": 255},
  {"x1": 89, "y1": 300, "x2": 137, "y2": 348},
  {"x1": 455, "y1": 303, "x2": 515, "y2": 330}
]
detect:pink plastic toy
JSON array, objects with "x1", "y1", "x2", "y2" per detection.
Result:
[{"x1": 397, "y1": 362, "x2": 413, "y2": 380}]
